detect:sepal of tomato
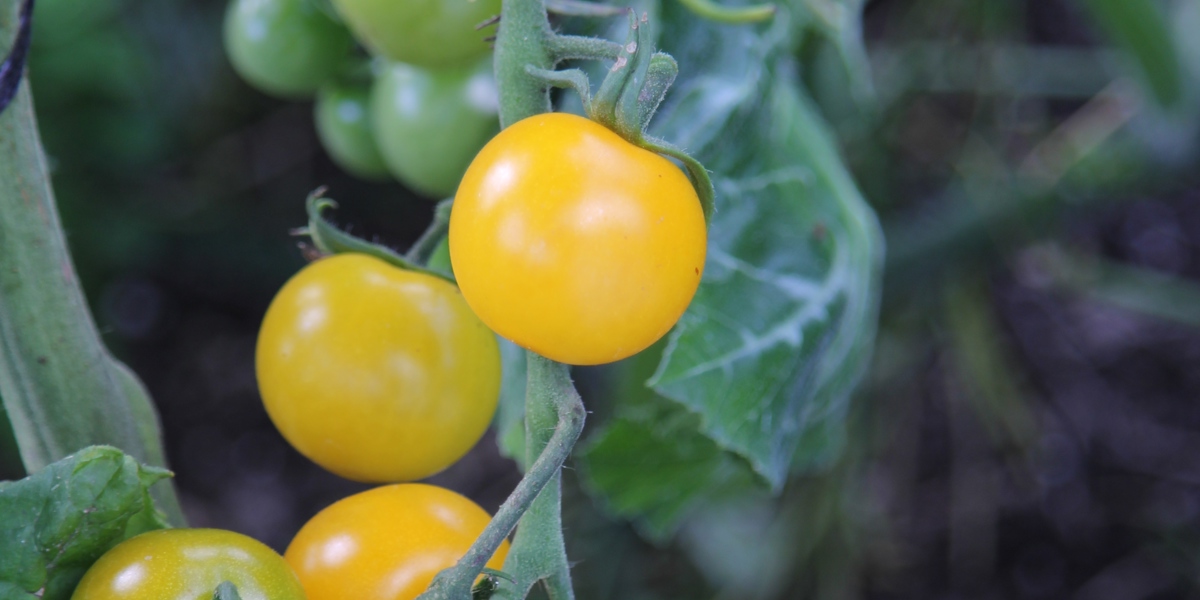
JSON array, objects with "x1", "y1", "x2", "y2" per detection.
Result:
[
  {"x1": 315, "y1": 81, "x2": 390, "y2": 180},
  {"x1": 70, "y1": 529, "x2": 306, "y2": 600},
  {"x1": 255, "y1": 253, "x2": 500, "y2": 482},
  {"x1": 371, "y1": 60, "x2": 499, "y2": 198},
  {"x1": 224, "y1": 0, "x2": 354, "y2": 98},
  {"x1": 285, "y1": 484, "x2": 509, "y2": 600},
  {"x1": 330, "y1": 0, "x2": 500, "y2": 68},
  {"x1": 450, "y1": 112, "x2": 707, "y2": 366}
]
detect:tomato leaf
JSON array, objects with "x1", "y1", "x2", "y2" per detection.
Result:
[
  {"x1": 0, "y1": 446, "x2": 170, "y2": 600},
  {"x1": 578, "y1": 0, "x2": 882, "y2": 535}
]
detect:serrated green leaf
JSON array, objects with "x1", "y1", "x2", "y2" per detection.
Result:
[
  {"x1": 578, "y1": 407, "x2": 760, "y2": 542},
  {"x1": 578, "y1": 0, "x2": 881, "y2": 536},
  {"x1": 493, "y1": 339, "x2": 527, "y2": 468},
  {"x1": 647, "y1": 5, "x2": 882, "y2": 489},
  {"x1": 0, "y1": 446, "x2": 169, "y2": 600}
]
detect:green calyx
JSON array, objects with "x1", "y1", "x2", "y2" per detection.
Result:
[
  {"x1": 587, "y1": 11, "x2": 715, "y2": 222},
  {"x1": 301, "y1": 189, "x2": 454, "y2": 281}
]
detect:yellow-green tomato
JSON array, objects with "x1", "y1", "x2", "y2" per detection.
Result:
[
  {"x1": 450, "y1": 113, "x2": 708, "y2": 366},
  {"x1": 315, "y1": 82, "x2": 389, "y2": 180},
  {"x1": 71, "y1": 529, "x2": 305, "y2": 600},
  {"x1": 224, "y1": 0, "x2": 354, "y2": 98},
  {"x1": 285, "y1": 484, "x2": 509, "y2": 600},
  {"x1": 330, "y1": 0, "x2": 499, "y2": 68},
  {"x1": 255, "y1": 253, "x2": 501, "y2": 482},
  {"x1": 371, "y1": 60, "x2": 499, "y2": 198}
]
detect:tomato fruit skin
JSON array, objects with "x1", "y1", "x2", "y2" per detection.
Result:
[
  {"x1": 224, "y1": 0, "x2": 353, "y2": 98},
  {"x1": 450, "y1": 113, "x2": 708, "y2": 366},
  {"x1": 70, "y1": 529, "x2": 305, "y2": 600},
  {"x1": 285, "y1": 484, "x2": 509, "y2": 600},
  {"x1": 255, "y1": 253, "x2": 501, "y2": 483},
  {"x1": 371, "y1": 60, "x2": 499, "y2": 198},
  {"x1": 330, "y1": 0, "x2": 499, "y2": 68},
  {"x1": 315, "y1": 82, "x2": 390, "y2": 180}
]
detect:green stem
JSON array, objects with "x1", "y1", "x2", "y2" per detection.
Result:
[
  {"x1": 0, "y1": 0, "x2": 183, "y2": 524},
  {"x1": 494, "y1": 355, "x2": 581, "y2": 599},
  {"x1": 546, "y1": 34, "x2": 624, "y2": 61},
  {"x1": 405, "y1": 198, "x2": 454, "y2": 265},
  {"x1": 415, "y1": 355, "x2": 585, "y2": 600},
  {"x1": 494, "y1": 0, "x2": 556, "y2": 126}
]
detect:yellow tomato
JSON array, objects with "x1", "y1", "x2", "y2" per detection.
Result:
[
  {"x1": 285, "y1": 484, "x2": 509, "y2": 600},
  {"x1": 255, "y1": 253, "x2": 500, "y2": 483},
  {"x1": 450, "y1": 112, "x2": 707, "y2": 366},
  {"x1": 71, "y1": 529, "x2": 305, "y2": 600}
]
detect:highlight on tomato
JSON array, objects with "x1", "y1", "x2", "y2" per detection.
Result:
[
  {"x1": 224, "y1": 0, "x2": 354, "y2": 98},
  {"x1": 255, "y1": 253, "x2": 501, "y2": 483},
  {"x1": 371, "y1": 59, "x2": 499, "y2": 198},
  {"x1": 71, "y1": 529, "x2": 306, "y2": 600},
  {"x1": 450, "y1": 112, "x2": 708, "y2": 366},
  {"x1": 285, "y1": 484, "x2": 509, "y2": 600}
]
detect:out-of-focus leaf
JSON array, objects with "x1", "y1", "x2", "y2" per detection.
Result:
[
  {"x1": 0, "y1": 446, "x2": 169, "y2": 600},
  {"x1": 1077, "y1": 0, "x2": 1183, "y2": 108},
  {"x1": 578, "y1": 0, "x2": 882, "y2": 536},
  {"x1": 649, "y1": 6, "x2": 882, "y2": 488},
  {"x1": 579, "y1": 394, "x2": 760, "y2": 541},
  {"x1": 0, "y1": 10, "x2": 183, "y2": 525},
  {"x1": 493, "y1": 339, "x2": 527, "y2": 469}
]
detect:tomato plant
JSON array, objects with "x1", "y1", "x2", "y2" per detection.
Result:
[
  {"x1": 449, "y1": 112, "x2": 708, "y2": 366},
  {"x1": 329, "y1": 0, "x2": 499, "y2": 68},
  {"x1": 315, "y1": 81, "x2": 390, "y2": 180},
  {"x1": 285, "y1": 484, "x2": 510, "y2": 600},
  {"x1": 255, "y1": 253, "x2": 501, "y2": 483},
  {"x1": 224, "y1": 0, "x2": 354, "y2": 98},
  {"x1": 71, "y1": 529, "x2": 305, "y2": 600},
  {"x1": 371, "y1": 59, "x2": 499, "y2": 198}
]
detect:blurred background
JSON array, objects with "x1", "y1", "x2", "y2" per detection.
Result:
[{"x1": 22, "y1": 0, "x2": 1200, "y2": 597}]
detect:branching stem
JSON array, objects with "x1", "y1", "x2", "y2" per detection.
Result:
[{"x1": 415, "y1": 357, "x2": 584, "y2": 600}]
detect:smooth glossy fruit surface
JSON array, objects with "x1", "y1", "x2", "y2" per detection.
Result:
[
  {"x1": 256, "y1": 253, "x2": 501, "y2": 482},
  {"x1": 224, "y1": 0, "x2": 354, "y2": 98},
  {"x1": 315, "y1": 81, "x2": 390, "y2": 179},
  {"x1": 450, "y1": 112, "x2": 707, "y2": 365},
  {"x1": 71, "y1": 529, "x2": 306, "y2": 600},
  {"x1": 371, "y1": 60, "x2": 498, "y2": 197},
  {"x1": 330, "y1": 0, "x2": 500, "y2": 67},
  {"x1": 285, "y1": 484, "x2": 509, "y2": 600}
]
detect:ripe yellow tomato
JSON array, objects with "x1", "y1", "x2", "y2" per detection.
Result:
[
  {"x1": 450, "y1": 112, "x2": 707, "y2": 366},
  {"x1": 285, "y1": 484, "x2": 509, "y2": 600},
  {"x1": 255, "y1": 253, "x2": 500, "y2": 483},
  {"x1": 71, "y1": 529, "x2": 305, "y2": 600}
]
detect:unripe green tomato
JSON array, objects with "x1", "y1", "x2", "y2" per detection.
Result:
[
  {"x1": 315, "y1": 82, "x2": 390, "y2": 179},
  {"x1": 371, "y1": 60, "x2": 499, "y2": 198},
  {"x1": 330, "y1": 0, "x2": 499, "y2": 68},
  {"x1": 224, "y1": 0, "x2": 354, "y2": 98},
  {"x1": 71, "y1": 529, "x2": 306, "y2": 600}
]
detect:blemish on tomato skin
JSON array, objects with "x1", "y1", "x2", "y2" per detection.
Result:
[{"x1": 694, "y1": 267, "x2": 699, "y2": 275}]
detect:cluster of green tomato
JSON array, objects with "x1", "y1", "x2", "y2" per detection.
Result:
[
  {"x1": 71, "y1": 0, "x2": 712, "y2": 595},
  {"x1": 223, "y1": 0, "x2": 502, "y2": 197}
]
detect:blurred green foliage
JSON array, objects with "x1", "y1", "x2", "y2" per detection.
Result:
[{"x1": 16, "y1": 0, "x2": 1200, "y2": 598}]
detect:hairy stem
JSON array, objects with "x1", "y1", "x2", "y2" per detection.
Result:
[
  {"x1": 415, "y1": 356, "x2": 584, "y2": 600},
  {"x1": 493, "y1": 0, "x2": 555, "y2": 126}
]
